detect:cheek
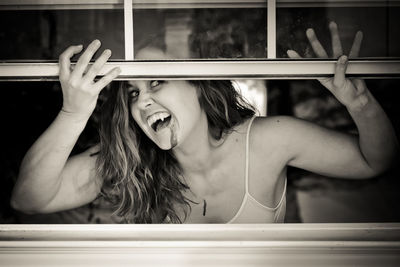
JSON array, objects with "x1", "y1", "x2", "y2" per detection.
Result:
[
  {"x1": 129, "y1": 103, "x2": 141, "y2": 127},
  {"x1": 129, "y1": 103, "x2": 136, "y2": 119},
  {"x1": 185, "y1": 90, "x2": 202, "y2": 115},
  {"x1": 178, "y1": 91, "x2": 203, "y2": 130}
]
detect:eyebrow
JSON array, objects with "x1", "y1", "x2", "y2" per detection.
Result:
[{"x1": 126, "y1": 83, "x2": 139, "y2": 92}]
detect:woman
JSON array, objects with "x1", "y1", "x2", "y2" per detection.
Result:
[{"x1": 10, "y1": 22, "x2": 398, "y2": 223}]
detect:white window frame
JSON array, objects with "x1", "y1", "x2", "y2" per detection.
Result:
[
  {"x1": 1, "y1": 1, "x2": 400, "y2": 266},
  {"x1": 0, "y1": 0, "x2": 399, "y2": 79},
  {"x1": 1, "y1": 60, "x2": 399, "y2": 81},
  {"x1": 0, "y1": 223, "x2": 400, "y2": 266}
]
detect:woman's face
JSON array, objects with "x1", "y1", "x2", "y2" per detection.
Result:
[
  {"x1": 127, "y1": 47, "x2": 206, "y2": 150},
  {"x1": 127, "y1": 79, "x2": 203, "y2": 150}
]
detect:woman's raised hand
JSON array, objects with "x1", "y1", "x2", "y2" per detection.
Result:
[
  {"x1": 287, "y1": 22, "x2": 369, "y2": 112},
  {"x1": 59, "y1": 40, "x2": 121, "y2": 118}
]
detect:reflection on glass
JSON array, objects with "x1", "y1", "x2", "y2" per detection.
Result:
[
  {"x1": 0, "y1": 9, "x2": 124, "y2": 60},
  {"x1": 277, "y1": 7, "x2": 400, "y2": 58},
  {"x1": 133, "y1": 8, "x2": 267, "y2": 59}
]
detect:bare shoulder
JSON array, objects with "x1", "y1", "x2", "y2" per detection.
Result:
[
  {"x1": 240, "y1": 116, "x2": 298, "y2": 205},
  {"x1": 230, "y1": 115, "x2": 309, "y2": 158},
  {"x1": 62, "y1": 144, "x2": 102, "y2": 192},
  {"x1": 251, "y1": 116, "x2": 301, "y2": 146},
  {"x1": 250, "y1": 115, "x2": 319, "y2": 163}
]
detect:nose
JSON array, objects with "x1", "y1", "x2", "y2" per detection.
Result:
[{"x1": 137, "y1": 91, "x2": 154, "y2": 109}]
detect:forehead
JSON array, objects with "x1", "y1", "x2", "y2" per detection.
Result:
[
  {"x1": 127, "y1": 47, "x2": 170, "y2": 89},
  {"x1": 135, "y1": 47, "x2": 169, "y2": 60},
  {"x1": 126, "y1": 80, "x2": 198, "y2": 93},
  {"x1": 126, "y1": 80, "x2": 146, "y2": 90}
]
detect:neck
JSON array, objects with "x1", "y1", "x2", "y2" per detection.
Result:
[{"x1": 172, "y1": 113, "x2": 224, "y2": 176}]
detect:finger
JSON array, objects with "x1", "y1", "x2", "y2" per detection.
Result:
[
  {"x1": 287, "y1": 49, "x2": 302, "y2": 58},
  {"x1": 71, "y1": 39, "x2": 102, "y2": 79},
  {"x1": 352, "y1": 78, "x2": 367, "y2": 94},
  {"x1": 329, "y1": 21, "x2": 343, "y2": 58},
  {"x1": 93, "y1": 67, "x2": 121, "y2": 94},
  {"x1": 306, "y1": 28, "x2": 329, "y2": 58},
  {"x1": 349, "y1": 31, "x2": 363, "y2": 58},
  {"x1": 59, "y1": 45, "x2": 83, "y2": 79},
  {"x1": 333, "y1": 55, "x2": 348, "y2": 89},
  {"x1": 83, "y1": 49, "x2": 112, "y2": 83}
]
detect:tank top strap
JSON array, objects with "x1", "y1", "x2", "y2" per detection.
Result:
[{"x1": 245, "y1": 116, "x2": 257, "y2": 193}]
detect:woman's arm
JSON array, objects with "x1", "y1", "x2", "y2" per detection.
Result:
[
  {"x1": 275, "y1": 22, "x2": 399, "y2": 179},
  {"x1": 10, "y1": 40, "x2": 120, "y2": 214},
  {"x1": 263, "y1": 113, "x2": 397, "y2": 179},
  {"x1": 345, "y1": 83, "x2": 398, "y2": 175}
]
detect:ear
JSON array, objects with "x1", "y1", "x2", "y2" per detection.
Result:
[
  {"x1": 196, "y1": 86, "x2": 202, "y2": 99},
  {"x1": 190, "y1": 81, "x2": 203, "y2": 99}
]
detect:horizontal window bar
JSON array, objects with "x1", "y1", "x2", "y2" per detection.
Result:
[
  {"x1": 0, "y1": 60, "x2": 399, "y2": 81},
  {"x1": 1, "y1": 0, "x2": 398, "y2": 10},
  {"x1": 0, "y1": 0, "x2": 264, "y2": 10},
  {"x1": 1, "y1": 223, "x2": 400, "y2": 241},
  {"x1": 277, "y1": 0, "x2": 400, "y2": 7},
  {"x1": 0, "y1": 0, "x2": 124, "y2": 10},
  {"x1": 129, "y1": 0, "x2": 267, "y2": 9}
]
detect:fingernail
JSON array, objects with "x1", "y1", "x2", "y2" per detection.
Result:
[
  {"x1": 329, "y1": 21, "x2": 337, "y2": 28},
  {"x1": 306, "y1": 28, "x2": 313, "y2": 37},
  {"x1": 340, "y1": 55, "x2": 348, "y2": 63},
  {"x1": 93, "y1": 39, "x2": 101, "y2": 46},
  {"x1": 104, "y1": 49, "x2": 111, "y2": 56},
  {"x1": 287, "y1": 50, "x2": 295, "y2": 56}
]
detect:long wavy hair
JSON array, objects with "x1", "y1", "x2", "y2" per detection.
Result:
[{"x1": 96, "y1": 80, "x2": 256, "y2": 223}]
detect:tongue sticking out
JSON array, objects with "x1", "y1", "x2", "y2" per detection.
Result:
[
  {"x1": 169, "y1": 117, "x2": 178, "y2": 148},
  {"x1": 155, "y1": 116, "x2": 171, "y2": 132},
  {"x1": 152, "y1": 115, "x2": 177, "y2": 149}
]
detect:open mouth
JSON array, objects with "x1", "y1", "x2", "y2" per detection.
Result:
[{"x1": 147, "y1": 112, "x2": 172, "y2": 132}]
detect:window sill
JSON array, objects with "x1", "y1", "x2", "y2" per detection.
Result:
[{"x1": 1, "y1": 223, "x2": 399, "y2": 266}]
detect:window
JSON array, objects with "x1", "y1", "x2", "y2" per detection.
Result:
[{"x1": 1, "y1": 1, "x2": 399, "y2": 265}]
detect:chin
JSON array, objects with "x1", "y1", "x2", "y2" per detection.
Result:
[
  {"x1": 158, "y1": 144, "x2": 172, "y2": 150},
  {"x1": 154, "y1": 139, "x2": 177, "y2": 150}
]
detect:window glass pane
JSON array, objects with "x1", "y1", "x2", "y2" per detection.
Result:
[
  {"x1": 2, "y1": 79, "x2": 399, "y2": 223},
  {"x1": 277, "y1": 5, "x2": 400, "y2": 58},
  {"x1": 133, "y1": 8, "x2": 267, "y2": 59},
  {"x1": 267, "y1": 78, "x2": 400, "y2": 222},
  {"x1": 0, "y1": 9, "x2": 124, "y2": 60}
]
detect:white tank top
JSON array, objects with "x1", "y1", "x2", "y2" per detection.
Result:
[{"x1": 227, "y1": 116, "x2": 287, "y2": 223}]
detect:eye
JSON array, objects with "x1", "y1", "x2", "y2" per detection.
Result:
[
  {"x1": 150, "y1": 80, "x2": 165, "y2": 89},
  {"x1": 128, "y1": 89, "x2": 139, "y2": 100}
]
